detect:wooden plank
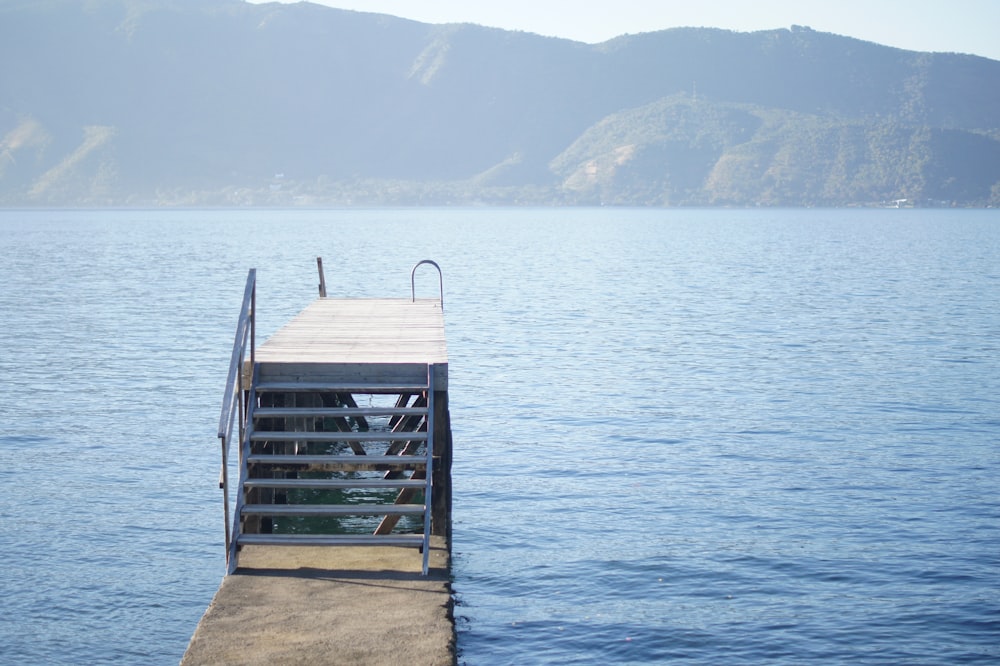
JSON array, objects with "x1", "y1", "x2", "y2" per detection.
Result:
[
  {"x1": 375, "y1": 486, "x2": 422, "y2": 535},
  {"x1": 431, "y1": 389, "x2": 452, "y2": 539},
  {"x1": 335, "y1": 392, "x2": 370, "y2": 432},
  {"x1": 257, "y1": 363, "x2": 446, "y2": 390}
]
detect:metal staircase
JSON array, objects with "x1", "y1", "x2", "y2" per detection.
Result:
[
  {"x1": 228, "y1": 368, "x2": 436, "y2": 574},
  {"x1": 217, "y1": 266, "x2": 444, "y2": 577}
]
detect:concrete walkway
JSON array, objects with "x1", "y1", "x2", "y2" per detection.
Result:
[{"x1": 181, "y1": 538, "x2": 453, "y2": 665}]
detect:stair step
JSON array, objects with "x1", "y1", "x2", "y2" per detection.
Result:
[
  {"x1": 242, "y1": 503, "x2": 425, "y2": 516},
  {"x1": 244, "y1": 478, "x2": 426, "y2": 490},
  {"x1": 250, "y1": 431, "x2": 427, "y2": 442},
  {"x1": 237, "y1": 533, "x2": 425, "y2": 548},
  {"x1": 254, "y1": 407, "x2": 427, "y2": 419},
  {"x1": 247, "y1": 454, "x2": 427, "y2": 468},
  {"x1": 256, "y1": 382, "x2": 427, "y2": 394}
]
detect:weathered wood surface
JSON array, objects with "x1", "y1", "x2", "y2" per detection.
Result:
[
  {"x1": 431, "y1": 390, "x2": 452, "y2": 539},
  {"x1": 256, "y1": 298, "x2": 447, "y2": 365},
  {"x1": 253, "y1": 298, "x2": 448, "y2": 388}
]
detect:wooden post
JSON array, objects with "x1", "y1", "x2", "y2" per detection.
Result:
[
  {"x1": 316, "y1": 257, "x2": 327, "y2": 297},
  {"x1": 431, "y1": 389, "x2": 452, "y2": 543}
]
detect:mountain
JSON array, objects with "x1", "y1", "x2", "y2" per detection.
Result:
[{"x1": 2, "y1": 0, "x2": 999, "y2": 207}]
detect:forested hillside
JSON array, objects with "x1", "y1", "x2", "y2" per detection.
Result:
[{"x1": 2, "y1": 0, "x2": 999, "y2": 206}]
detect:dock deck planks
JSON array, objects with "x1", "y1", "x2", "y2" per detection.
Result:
[{"x1": 256, "y1": 298, "x2": 447, "y2": 365}]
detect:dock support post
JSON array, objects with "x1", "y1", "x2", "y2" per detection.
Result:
[
  {"x1": 431, "y1": 385, "x2": 452, "y2": 545},
  {"x1": 316, "y1": 257, "x2": 327, "y2": 297}
]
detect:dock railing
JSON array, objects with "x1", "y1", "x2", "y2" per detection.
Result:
[{"x1": 217, "y1": 268, "x2": 256, "y2": 566}]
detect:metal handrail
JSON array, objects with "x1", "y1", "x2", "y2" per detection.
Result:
[
  {"x1": 217, "y1": 268, "x2": 256, "y2": 564},
  {"x1": 228, "y1": 364, "x2": 259, "y2": 575},
  {"x1": 411, "y1": 259, "x2": 443, "y2": 310}
]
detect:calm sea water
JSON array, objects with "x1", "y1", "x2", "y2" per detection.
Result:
[{"x1": 0, "y1": 208, "x2": 997, "y2": 665}]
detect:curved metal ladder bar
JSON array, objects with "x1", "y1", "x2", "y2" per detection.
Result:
[{"x1": 411, "y1": 259, "x2": 443, "y2": 311}]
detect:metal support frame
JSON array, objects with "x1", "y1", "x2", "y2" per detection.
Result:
[{"x1": 422, "y1": 364, "x2": 436, "y2": 575}]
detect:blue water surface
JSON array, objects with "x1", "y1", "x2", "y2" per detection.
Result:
[{"x1": 0, "y1": 208, "x2": 997, "y2": 664}]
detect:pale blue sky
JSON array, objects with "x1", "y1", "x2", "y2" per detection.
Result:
[{"x1": 248, "y1": 0, "x2": 1000, "y2": 61}]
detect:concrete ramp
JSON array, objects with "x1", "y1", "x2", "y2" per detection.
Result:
[{"x1": 182, "y1": 539, "x2": 453, "y2": 665}]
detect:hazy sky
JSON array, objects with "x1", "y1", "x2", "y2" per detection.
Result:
[{"x1": 248, "y1": 0, "x2": 1000, "y2": 62}]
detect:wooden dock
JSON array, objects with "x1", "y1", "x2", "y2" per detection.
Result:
[
  {"x1": 257, "y1": 297, "x2": 447, "y2": 367},
  {"x1": 183, "y1": 264, "x2": 454, "y2": 665}
]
